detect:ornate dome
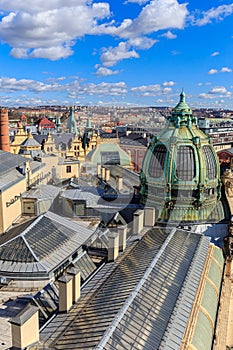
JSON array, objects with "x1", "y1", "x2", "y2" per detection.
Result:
[{"x1": 140, "y1": 91, "x2": 223, "y2": 223}]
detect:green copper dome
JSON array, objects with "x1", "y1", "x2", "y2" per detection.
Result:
[{"x1": 140, "y1": 91, "x2": 223, "y2": 223}]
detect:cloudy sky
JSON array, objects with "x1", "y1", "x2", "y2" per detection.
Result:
[{"x1": 0, "y1": 0, "x2": 232, "y2": 108}]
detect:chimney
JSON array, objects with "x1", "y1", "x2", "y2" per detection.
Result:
[
  {"x1": 0, "y1": 108, "x2": 10, "y2": 152},
  {"x1": 144, "y1": 207, "x2": 155, "y2": 227},
  {"x1": 118, "y1": 225, "x2": 127, "y2": 252},
  {"x1": 67, "y1": 266, "x2": 81, "y2": 304},
  {"x1": 105, "y1": 168, "x2": 110, "y2": 182},
  {"x1": 58, "y1": 274, "x2": 73, "y2": 313},
  {"x1": 10, "y1": 304, "x2": 39, "y2": 349},
  {"x1": 133, "y1": 209, "x2": 144, "y2": 235},
  {"x1": 108, "y1": 232, "x2": 119, "y2": 262},
  {"x1": 97, "y1": 163, "x2": 101, "y2": 177},
  {"x1": 116, "y1": 176, "x2": 123, "y2": 191},
  {"x1": 101, "y1": 167, "x2": 106, "y2": 180}
]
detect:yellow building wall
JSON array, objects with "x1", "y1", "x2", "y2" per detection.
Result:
[
  {"x1": 57, "y1": 163, "x2": 79, "y2": 179},
  {"x1": 0, "y1": 177, "x2": 27, "y2": 234}
]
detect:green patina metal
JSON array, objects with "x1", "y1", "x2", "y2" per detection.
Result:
[
  {"x1": 67, "y1": 106, "x2": 78, "y2": 135},
  {"x1": 140, "y1": 91, "x2": 224, "y2": 223}
]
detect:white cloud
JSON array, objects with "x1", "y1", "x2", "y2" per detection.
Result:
[
  {"x1": 130, "y1": 83, "x2": 174, "y2": 97},
  {"x1": 95, "y1": 67, "x2": 120, "y2": 76},
  {"x1": 0, "y1": 1, "x2": 112, "y2": 60},
  {"x1": 208, "y1": 68, "x2": 218, "y2": 75},
  {"x1": 210, "y1": 86, "x2": 231, "y2": 95},
  {"x1": 208, "y1": 67, "x2": 232, "y2": 74},
  {"x1": 171, "y1": 50, "x2": 181, "y2": 55},
  {"x1": 192, "y1": 4, "x2": 233, "y2": 26},
  {"x1": 124, "y1": 0, "x2": 149, "y2": 4},
  {"x1": 161, "y1": 31, "x2": 177, "y2": 39},
  {"x1": 163, "y1": 87, "x2": 172, "y2": 93},
  {"x1": 163, "y1": 81, "x2": 175, "y2": 87},
  {"x1": 117, "y1": 0, "x2": 188, "y2": 38},
  {"x1": 128, "y1": 36, "x2": 157, "y2": 49},
  {"x1": 0, "y1": 76, "x2": 63, "y2": 93},
  {"x1": 220, "y1": 67, "x2": 232, "y2": 73},
  {"x1": 211, "y1": 51, "x2": 220, "y2": 56},
  {"x1": 0, "y1": 75, "x2": 129, "y2": 100},
  {"x1": 199, "y1": 86, "x2": 232, "y2": 99},
  {"x1": 100, "y1": 42, "x2": 139, "y2": 67},
  {"x1": 131, "y1": 84, "x2": 161, "y2": 93}
]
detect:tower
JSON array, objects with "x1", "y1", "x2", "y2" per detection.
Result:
[
  {"x1": 0, "y1": 108, "x2": 10, "y2": 152},
  {"x1": 140, "y1": 91, "x2": 224, "y2": 223},
  {"x1": 67, "y1": 106, "x2": 78, "y2": 135}
]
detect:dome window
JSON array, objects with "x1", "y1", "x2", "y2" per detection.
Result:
[
  {"x1": 148, "y1": 144, "x2": 167, "y2": 178},
  {"x1": 176, "y1": 146, "x2": 196, "y2": 181},
  {"x1": 203, "y1": 145, "x2": 217, "y2": 179}
]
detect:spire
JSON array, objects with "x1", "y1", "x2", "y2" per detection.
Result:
[
  {"x1": 56, "y1": 115, "x2": 62, "y2": 133},
  {"x1": 67, "y1": 106, "x2": 78, "y2": 135},
  {"x1": 86, "y1": 111, "x2": 91, "y2": 129},
  {"x1": 173, "y1": 89, "x2": 191, "y2": 112}
]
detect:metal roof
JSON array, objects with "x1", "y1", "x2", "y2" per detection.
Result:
[
  {"x1": 41, "y1": 227, "x2": 209, "y2": 350},
  {"x1": 0, "y1": 211, "x2": 96, "y2": 278},
  {"x1": 0, "y1": 150, "x2": 29, "y2": 175},
  {"x1": 21, "y1": 184, "x2": 60, "y2": 200},
  {"x1": 0, "y1": 167, "x2": 25, "y2": 192}
]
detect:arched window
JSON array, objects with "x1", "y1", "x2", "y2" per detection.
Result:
[
  {"x1": 203, "y1": 145, "x2": 217, "y2": 179},
  {"x1": 176, "y1": 146, "x2": 196, "y2": 180},
  {"x1": 148, "y1": 144, "x2": 167, "y2": 178}
]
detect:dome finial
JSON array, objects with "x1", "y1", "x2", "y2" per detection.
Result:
[{"x1": 180, "y1": 89, "x2": 185, "y2": 102}]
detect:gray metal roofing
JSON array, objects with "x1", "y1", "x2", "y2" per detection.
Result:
[
  {"x1": 0, "y1": 150, "x2": 29, "y2": 175},
  {"x1": 20, "y1": 136, "x2": 41, "y2": 147},
  {"x1": 0, "y1": 211, "x2": 96, "y2": 277},
  {"x1": 48, "y1": 227, "x2": 207, "y2": 350},
  {"x1": 0, "y1": 167, "x2": 25, "y2": 191},
  {"x1": 21, "y1": 184, "x2": 60, "y2": 200}
]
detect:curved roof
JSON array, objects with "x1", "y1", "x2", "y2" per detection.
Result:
[
  {"x1": 140, "y1": 91, "x2": 224, "y2": 223},
  {"x1": 0, "y1": 211, "x2": 96, "y2": 279},
  {"x1": 86, "y1": 143, "x2": 131, "y2": 166}
]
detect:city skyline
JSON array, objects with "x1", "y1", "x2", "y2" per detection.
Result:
[{"x1": 0, "y1": 0, "x2": 232, "y2": 108}]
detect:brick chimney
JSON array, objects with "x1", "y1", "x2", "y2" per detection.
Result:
[{"x1": 0, "y1": 108, "x2": 10, "y2": 152}]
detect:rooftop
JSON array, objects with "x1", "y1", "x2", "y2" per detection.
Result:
[{"x1": 38, "y1": 226, "x2": 211, "y2": 349}]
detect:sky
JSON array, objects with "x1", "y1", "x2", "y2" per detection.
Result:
[{"x1": 0, "y1": 0, "x2": 233, "y2": 109}]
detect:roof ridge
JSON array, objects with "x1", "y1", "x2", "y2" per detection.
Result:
[
  {"x1": 21, "y1": 235, "x2": 40, "y2": 262},
  {"x1": 94, "y1": 227, "x2": 176, "y2": 350}
]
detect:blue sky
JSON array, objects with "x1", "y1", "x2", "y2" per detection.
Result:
[{"x1": 0, "y1": 0, "x2": 232, "y2": 108}]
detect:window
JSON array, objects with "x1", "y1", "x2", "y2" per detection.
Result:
[
  {"x1": 148, "y1": 144, "x2": 167, "y2": 178},
  {"x1": 176, "y1": 146, "x2": 196, "y2": 180},
  {"x1": 66, "y1": 165, "x2": 71, "y2": 173},
  {"x1": 203, "y1": 145, "x2": 217, "y2": 179}
]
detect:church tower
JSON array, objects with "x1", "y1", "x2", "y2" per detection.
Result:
[
  {"x1": 140, "y1": 91, "x2": 224, "y2": 223},
  {"x1": 67, "y1": 106, "x2": 78, "y2": 135}
]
